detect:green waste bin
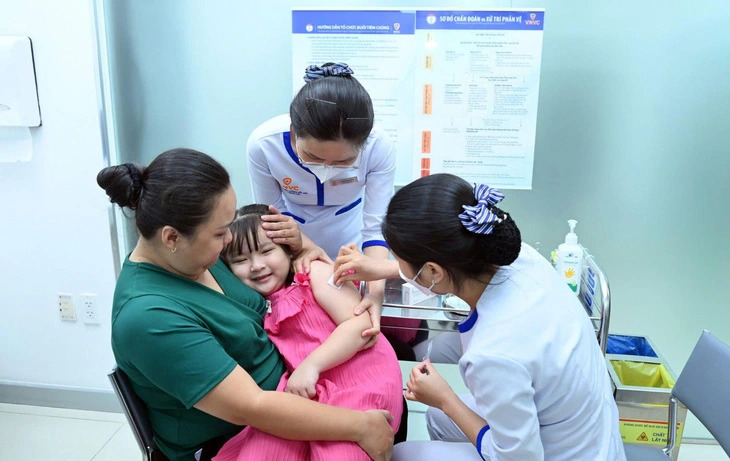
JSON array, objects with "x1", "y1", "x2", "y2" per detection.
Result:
[{"x1": 607, "y1": 335, "x2": 687, "y2": 461}]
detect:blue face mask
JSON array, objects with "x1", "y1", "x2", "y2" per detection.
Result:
[{"x1": 399, "y1": 264, "x2": 437, "y2": 296}]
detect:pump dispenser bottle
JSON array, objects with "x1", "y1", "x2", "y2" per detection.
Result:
[{"x1": 556, "y1": 219, "x2": 584, "y2": 295}]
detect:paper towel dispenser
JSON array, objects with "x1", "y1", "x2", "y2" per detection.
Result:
[{"x1": 0, "y1": 36, "x2": 41, "y2": 127}]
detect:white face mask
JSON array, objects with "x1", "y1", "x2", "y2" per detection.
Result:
[
  {"x1": 399, "y1": 264, "x2": 437, "y2": 296},
  {"x1": 306, "y1": 164, "x2": 341, "y2": 183}
]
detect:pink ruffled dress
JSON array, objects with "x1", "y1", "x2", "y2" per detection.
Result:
[{"x1": 213, "y1": 273, "x2": 403, "y2": 461}]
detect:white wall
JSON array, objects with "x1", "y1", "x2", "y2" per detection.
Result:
[{"x1": 0, "y1": 0, "x2": 117, "y2": 393}]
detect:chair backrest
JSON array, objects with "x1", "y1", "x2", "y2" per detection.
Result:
[
  {"x1": 672, "y1": 331, "x2": 730, "y2": 455},
  {"x1": 108, "y1": 366, "x2": 159, "y2": 461}
]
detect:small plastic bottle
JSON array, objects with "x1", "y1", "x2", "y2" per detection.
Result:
[{"x1": 556, "y1": 219, "x2": 584, "y2": 295}]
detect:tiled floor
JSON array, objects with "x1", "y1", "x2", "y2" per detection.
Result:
[{"x1": 1, "y1": 402, "x2": 726, "y2": 460}]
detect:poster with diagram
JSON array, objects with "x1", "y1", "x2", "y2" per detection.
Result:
[{"x1": 292, "y1": 9, "x2": 544, "y2": 189}]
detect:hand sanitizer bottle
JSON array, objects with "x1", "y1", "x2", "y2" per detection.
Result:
[{"x1": 556, "y1": 219, "x2": 584, "y2": 295}]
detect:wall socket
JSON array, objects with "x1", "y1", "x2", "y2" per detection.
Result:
[
  {"x1": 58, "y1": 293, "x2": 76, "y2": 321},
  {"x1": 80, "y1": 293, "x2": 100, "y2": 325}
]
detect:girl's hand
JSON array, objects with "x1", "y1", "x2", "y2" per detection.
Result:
[
  {"x1": 353, "y1": 293, "x2": 382, "y2": 341},
  {"x1": 292, "y1": 247, "x2": 333, "y2": 275},
  {"x1": 334, "y1": 244, "x2": 394, "y2": 284},
  {"x1": 285, "y1": 364, "x2": 320, "y2": 399},
  {"x1": 261, "y1": 205, "x2": 303, "y2": 252},
  {"x1": 405, "y1": 359, "x2": 458, "y2": 410}
]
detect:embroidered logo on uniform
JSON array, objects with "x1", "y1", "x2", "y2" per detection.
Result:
[
  {"x1": 282, "y1": 177, "x2": 299, "y2": 191},
  {"x1": 282, "y1": 177, "x2": 306, "y2": 195}
]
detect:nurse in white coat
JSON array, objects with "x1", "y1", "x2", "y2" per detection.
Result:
[
  {"x1": 247, "y1": 62, "x2": 394, "y2": 333},
  {"x1": 335, "y1": 173, "x2": 626, "y2": 461}
]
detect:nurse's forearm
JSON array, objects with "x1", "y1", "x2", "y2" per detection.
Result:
[
  {"x1": 441, "y1": 395, "x2": 489, "y2": 447},
  {"x1": 363, "y1": 245, "x2": 390, "y2": 298}
]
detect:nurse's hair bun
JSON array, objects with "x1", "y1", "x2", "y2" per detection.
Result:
[
  {"x1": 383, "y1": 173, "x2": 522, "y2": 290},
  {"x1": 97, "y1": 163, "x2": 144, "y2": 209},
  {"x1": 303, "y1": 62, "x2": 354, "y2": 83},
  {"x1": 477, "y1": 206, "x2": 521, "y2": 267}
]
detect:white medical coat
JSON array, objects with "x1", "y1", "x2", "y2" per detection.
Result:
[
  {"x1": 458, "y1": 243, "x2": 626, "y2": 461},
  {"x1": 246, "y1": 114, "x2": 395, "y2": 258}
]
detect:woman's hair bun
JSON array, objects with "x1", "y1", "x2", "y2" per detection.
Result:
[
  {"x1": 478, "y1": 206, "x2": 522, "y2": 266},
  {"x1": 96, "y1": 163, "x2": 144, "y2": 209}
]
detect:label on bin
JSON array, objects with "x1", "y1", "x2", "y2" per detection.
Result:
[{"x1": 619, "y1": 419, "x2": 683, "y2": 446}]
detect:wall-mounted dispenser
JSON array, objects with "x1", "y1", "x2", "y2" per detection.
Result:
[{"x1": 0, "y1": 36, "x2": 41, "y2": 127}]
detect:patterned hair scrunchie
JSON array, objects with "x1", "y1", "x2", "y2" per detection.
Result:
[
  {"x1": 458, "y1": 184, "x2": 505, "y2": 235},
  {"x1": 304, "y1": 63, "x2": 354, "y2": 83}
]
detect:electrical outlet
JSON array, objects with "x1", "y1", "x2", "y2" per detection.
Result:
[
  {"x1": 80, "y1": 293, "x2": 100, "y2": 325},
  {"x1": 58, "y1": 293, "x2": 76, "y2": 321}
]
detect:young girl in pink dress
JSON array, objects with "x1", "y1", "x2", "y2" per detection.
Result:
[{"x1": 213, "y1": 204, "x2": 403, "y2": 461}]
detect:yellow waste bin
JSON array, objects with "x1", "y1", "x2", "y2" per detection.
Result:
[{"x1": 606, "y1": 335, "x2": 687, "y2": 461}]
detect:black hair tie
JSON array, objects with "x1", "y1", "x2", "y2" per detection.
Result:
[
  {"x1": 122, "y1": 163, "x2": 141, "y2": 189},
  {"x1": 122, "y1": 163, "x2": 143, "y2": 209}
]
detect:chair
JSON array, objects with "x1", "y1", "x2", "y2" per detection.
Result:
[
  {"x1": 623, "y1": 331, "x2": 730, "y2": 460},
  {"x1": 108, "y1": 366, "x2": 167, "y2": 461},
  {"x1": 109, "y1": 364, "x2": 406, "y2": 459}
]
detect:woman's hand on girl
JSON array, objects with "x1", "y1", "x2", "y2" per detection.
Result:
[
  {"x1": 292, "y1": 247, "x2": 333, "y2": 275},
  {"x1": 354, "y1": 293, "x2": 382, "y2": 341},
  {"x1": 357, "y1": 410, "x2": 395, "y2": 461},
  {"x1": 405, "y1": 359, "x2": 457, "y2": 410},
  {"x1": 285, "y1": 364, "x2": 320, "y2": 399},
  {"x1": 359, "y1": 330, "x2": 380, "y2": 350}
]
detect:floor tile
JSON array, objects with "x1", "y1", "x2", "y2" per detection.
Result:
[
  {"x1": 406, "y1": 409, "x2": 430, "y2": 441},
  {"x1": 677, "y1": 443, "x2": 728, "y2": 461},
  {"x1": 92, "y1": 422, "x2": 141, "y2": 461},
  {"x1": 2, "y1": 402, "x2": 726, "y2": 461},
  {"x1": 0, "y1": 410, "x2": 122, "y2": 460}
]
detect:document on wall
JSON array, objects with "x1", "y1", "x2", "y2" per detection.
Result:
[
  {"x1": 292, "y1": 9, "x2": 544, "y2": 189},
  {"x1": 292, "y1": 10, "x2": 417, "y2": 182}
]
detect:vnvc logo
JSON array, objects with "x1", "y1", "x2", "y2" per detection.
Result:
[
  {"x1": 282, "y1": 177, "x2": 299, "y2": 191},
  {"x1": 525, "y1": 13, "x2": 541, "y2": 26}
]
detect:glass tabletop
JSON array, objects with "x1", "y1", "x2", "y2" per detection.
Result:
[{"x1": 380, "y1": 278, "x2": 470, "y2": 331}]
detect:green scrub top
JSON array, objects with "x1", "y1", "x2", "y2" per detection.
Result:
[{"x1": 111, "y1": 257, "x2": 285, "y2": 460}]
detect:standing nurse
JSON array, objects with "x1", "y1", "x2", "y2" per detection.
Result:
[{"x1": 247, "y1": 62, "x2": 394, "y2": 325}]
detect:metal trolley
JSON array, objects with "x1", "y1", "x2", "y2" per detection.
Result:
[
  {"x1": 369, "y1": 244, "x2": 613, "y2": 352},
  {"x1": 578, "y1": 245, "x2": 612, "y2": 354},
  {"x1": 369, "y1": 245, "x2": 685, "y2": 458}
]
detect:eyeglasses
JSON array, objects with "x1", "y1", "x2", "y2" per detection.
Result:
[{"x1": 296, "y1": 146, "x2": 362, "y2": 170}]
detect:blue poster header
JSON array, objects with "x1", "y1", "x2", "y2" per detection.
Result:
[
  {"x1": 416, "y1": 11, "x2": 544, "y2": 31},
  {"x1": 293, "y1": 10, "x2": 415, "y2": 35}
]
